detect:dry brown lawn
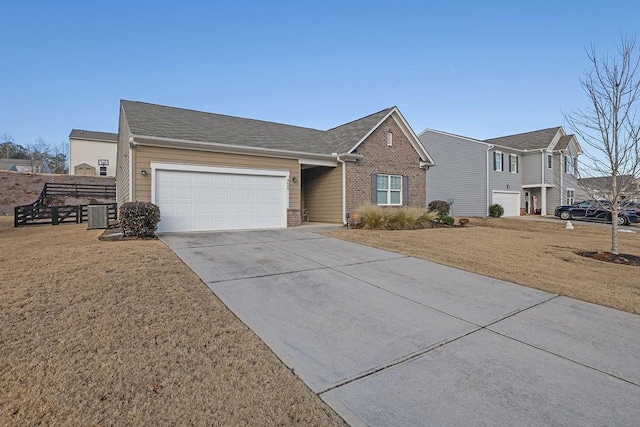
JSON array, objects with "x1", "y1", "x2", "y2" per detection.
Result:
[
  {"x1": 0, "y1": 217, "x2": 345, "y2": 426},
  {"x1": 326, "y1": 218, "x2": 640, "y2": 315}
]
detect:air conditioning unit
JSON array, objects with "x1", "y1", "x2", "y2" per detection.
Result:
[{"x1": 88, "y1": 204, "x2": 108, "y2": 229}]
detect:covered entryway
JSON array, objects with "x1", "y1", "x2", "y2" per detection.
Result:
[
  {"x1": 492, "y1": 191, "x2": 521, "y2": 217},
  {"x1": 152, "y1": 163, "x2": 289, "y2": 233}
]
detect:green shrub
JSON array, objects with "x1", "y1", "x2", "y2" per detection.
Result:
[
  {"x1": 489, "y1": 204, "x2": 504, "y2": 218},
  {"x1": 119, "y1": 202, "x2": 161, "y2": 237},
  {"x1": 441, "y1": 216, "x2": 455, "y2": 226},
  {"x1": 427, "y1": 200, "x2": 450, "y2": 219}
]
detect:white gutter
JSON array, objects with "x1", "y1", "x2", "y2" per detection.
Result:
[
  {"x1": 541, "y1": 151, "x2": 545, "y2": 185},
  {"x1": 132, "y1": 133, "x2": 339, "y2": 163},
  {"x1": 333, "y1": 153, "x2": 347, "y2": 225},
  {"x1": 486, "y1": 144, "x2": 494, "y2": 214}
]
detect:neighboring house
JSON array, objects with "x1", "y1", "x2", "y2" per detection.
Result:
[
  {"x1": 69, "y1": 129, "x2": 118, "y2": 176},
  {"x1": 419, "y1": 127, "x2": 582, "y2": 217},
  {"x1": 0, "y1": 158, "x2": 51, "y2": 173},
  {"x1": 117, "y1": 100, "x2": 434, "y2": 233},
  {"x1": 578, "y1": 175, "x2": 640, "y2": 202}
]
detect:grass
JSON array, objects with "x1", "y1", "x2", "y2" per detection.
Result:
[
  {"x1": 0, "y1": 217, "x2": 345, "y2": 425},
  {"x1": 325, "y1": 217, "x2": 640, "y2": 315}
]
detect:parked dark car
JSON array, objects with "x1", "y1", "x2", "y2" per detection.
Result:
[
  {"x1": 554, "y1": 200, "x2": 640, "y2": 225},
  {"x1": 621, "y1": 201, "x2": 640, "y2": 215}
]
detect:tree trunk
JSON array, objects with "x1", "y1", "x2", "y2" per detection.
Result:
[{"x1": 611, "y1": 208, "x2": 619, "y2": 255}]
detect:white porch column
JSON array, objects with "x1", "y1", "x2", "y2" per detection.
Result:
[{"x1": 541, "y1": 187, "x2": 547, "y2": 216}]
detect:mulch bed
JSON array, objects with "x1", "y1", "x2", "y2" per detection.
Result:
[
  {"x1": 576, "y1": 251, "x2": 640, "y2": 266},
  {"x1": 99, "y1": 223, "x2": 158, "y2": 241}
]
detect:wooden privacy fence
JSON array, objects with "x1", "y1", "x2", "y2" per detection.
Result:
[
  {"x1": 42, "y1": 183, "x2": 116, "y2": 199},
  {"x1": 14, "y1": 183, "x2": 117, "y2": 227},
  {"x1": 14, "y1": 203, "x2": 118, "y2": 227}
]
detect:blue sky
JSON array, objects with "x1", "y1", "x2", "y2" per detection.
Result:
[{"x1": 1, "y1": 1, "x2": 638, "y2": 148}]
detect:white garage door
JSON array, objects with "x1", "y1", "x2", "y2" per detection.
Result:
[
  {"x1": 492, "y1": 191, "x2": 521, "y2": 217},
  {"x1": 154, "y1": 165, "x2": 288, "y2": 233}
]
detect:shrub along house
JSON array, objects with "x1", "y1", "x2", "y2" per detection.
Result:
[
  {"x1": 419, "y1": 126, "x2": 582, "y2": 217},
  {"x1": 116, "y1": 100, "x2": 435, "y2": 233}
]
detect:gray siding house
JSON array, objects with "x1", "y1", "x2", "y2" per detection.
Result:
[{"x1": 420, "y1": 127, "x2": 582, "y2": 217}]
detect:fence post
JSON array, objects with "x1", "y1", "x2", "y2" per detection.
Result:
[
  {"x1": 77, "y1": 205, "x2": 82, "y2": 223},
  {"x1": 14, "y1": 207, "x2": 19, "y2": 227},
  {"x1": 52, "y1": 207, "x2": 59, "y2": 225}
]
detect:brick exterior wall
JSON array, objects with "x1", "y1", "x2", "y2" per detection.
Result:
[
  {"x1": 287, "y1": 208, "x2": 302, "y2": 227},
  {"x1": 345, "y1": 116, "x2": 426, "y2": 216}
]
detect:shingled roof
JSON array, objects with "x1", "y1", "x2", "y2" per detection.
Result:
[
  {"x1": 556, "y1": 135, "x2": 575, "y2": 150},
  {"x1": 484, "y1": 127, "x2": 561, "y2": 151},
  {"x1": 69, "y1": 129, "x2": 118, "y2": 142},
  {"x1": 120, "y1": 100, "x2": 395, "y2": 156}
]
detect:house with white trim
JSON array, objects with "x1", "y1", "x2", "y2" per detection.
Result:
[
  {"x1": 116, "y1": 100, "x2": 435, "y2": 233},
  {"x1": 419, "y1": 127, "x2": 582, "y2": 217}
]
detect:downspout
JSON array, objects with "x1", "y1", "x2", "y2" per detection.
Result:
[
  {"x1": 559, "y1": 150, "x2": 564, "y2": 206},
  {"x1": 540, "y1": 149, "x2": 546, "y2": 216},
  {"x1": 486, "y1": 145, "x2": 494, "y2": 215},
  {"x1": 333, "y1": 153, "x2": 347, "y2": 225},
  {"x1": 128, "y1": 135, "x2": 135, "y2": 202}
]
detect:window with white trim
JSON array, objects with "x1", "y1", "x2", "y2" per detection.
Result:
[
  {"x1": 377, "y1": 174, "x2": 402, "y2": 205},
  {"x1": 99, "y1": 166, "x2": 107, "y2": 176},
  {"x1": 509, "y1": 154, "x2": 518, "y2": 173},
  {"x1": 564, "y1": 155, "x2": 575, "y2": 174},
  {"x1": 493, "y1": 151, "x2": 503, "y2": 171},
  {"x1": 566, "y1": 188, "x2": 575, "y2": 205},
  {"x1": 547, "y1": 153, "x2": 553, "y2": 169}
]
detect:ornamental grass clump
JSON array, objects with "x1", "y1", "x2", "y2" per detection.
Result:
[
  {"x1": 354, "y1": 204, "x2": 439, "y2": 230},
  {"x1": 357, "y1": 204, "x2": 388, "y2": 229}
]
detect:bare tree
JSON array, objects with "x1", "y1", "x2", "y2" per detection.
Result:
[
  {"x1": 565, "y1": 35, "x2": 640, "y2": 255},
  {"x1": 49, "y1": 141, "x2": 69, "y2": 174},
  {"x1": 1, "y1": 133, "x2": 14, "y2": 159}
]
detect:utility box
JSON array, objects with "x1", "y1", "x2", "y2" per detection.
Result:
[{"x1": 87, "y1": 205, "x2": 109, "y2": 229}]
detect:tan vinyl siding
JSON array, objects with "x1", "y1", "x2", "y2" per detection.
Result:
[
  {"x1": 116, "y1": 110, "x2": 131, "y2": 205},
  {"x1": 302, "y1": 166, "x2": 342, "y2": 223},
  {"x1": 133, "y1": 145, "x2": 301, "y2": 210}
]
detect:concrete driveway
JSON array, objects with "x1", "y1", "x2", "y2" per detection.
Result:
[{"x1": 162, "y1": 226, "x2": 640, "y2": 426}]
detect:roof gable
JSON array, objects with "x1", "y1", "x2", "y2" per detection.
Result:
[
  {"x1": 323, "y1": 107, "x2": 394, "y2": 153},
  {"x1": 554, "y1": 134, "x2": 583, "y2": 155}
]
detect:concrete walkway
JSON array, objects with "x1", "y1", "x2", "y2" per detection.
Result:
[{"x1": 162, "y1": 227, "x2": 640, "y2": 426}]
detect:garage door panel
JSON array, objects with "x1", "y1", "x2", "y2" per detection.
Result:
[
  {"x1": 155, "y1": 169, "x2": 287, "y2": 232},
  {"x1": 492, "y1": 192, "x2": 520, "y2": 217},
  {"x1": 194, "y1": 203, "x2": 210, "y2": 215},
  {"x1": 194, "y1": 188, "x2": 210, "y2": 199},
  {"x1": 176, "y1": 203, "x2": 193, "y2": 215}
]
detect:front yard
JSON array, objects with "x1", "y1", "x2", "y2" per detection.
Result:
[
  {"x1": 0, "y1": 217, "x2": 344, "y2": 425},
  {"x1": 326, "y1": 218, "x2": 640, "y2": 315}
]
